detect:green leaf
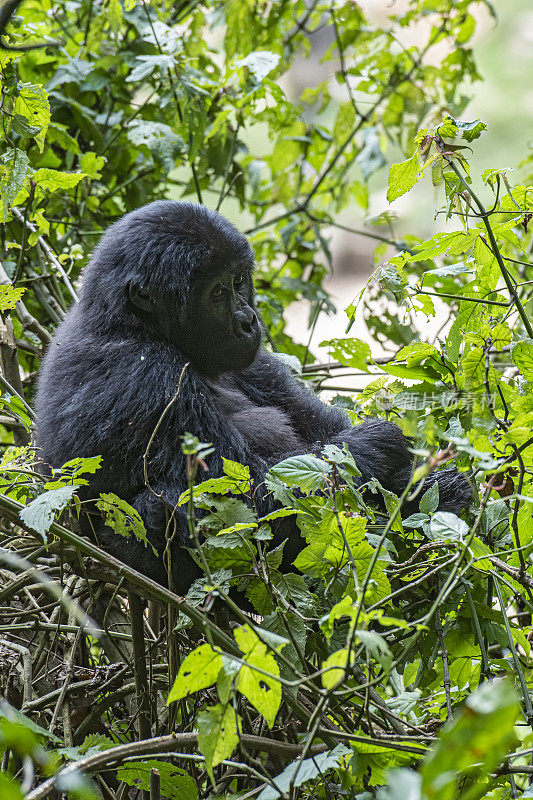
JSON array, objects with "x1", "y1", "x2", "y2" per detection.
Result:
[
  {"x1": 512, "y1": 339, "x2": 533, "y2": 380},
  {"x1": 454, "y1": 116, "x2": 487, "y2": 142},
  {"x1": 178, "y1": 476, "x2": 250, "y2": 505},
  {"x1": 127, "y1": 121, "x2": 182, "y2": 172},
  {"x1": 117, "y1": 760, "x2": 197, "y2": 800},
  {"x1": 419, "y1": 481, "x2": 439, "y2": 514},
  {"x1": 421, "y1": 679, "x2": 518, "y2": 798},
  {"x1": 167, "y1": 643, "x2": 223, "y2": 703},
  {"x1": 428, "y1": 511, "x2": 468, "y2": 541},
  {"x1": 13, "y1": 83, "x2": 50, "y2": 151},
  {"x1": 269, "y1": 455, "x2": 330, "y2": 493},
  {"x1": 387, "y1": 154, "x2": 422, "y2": 202},
  {"x1": 126, "y1": 55, "x2": 175, "y2": 83},
  {"x1": 258, "y1": 745, "x2": 351, "y2": 800},
  {"x1": 79, "y1": 152, "x2": 105, "y2": 179},
  {"x1": 0, "y1": 285, "x2": 25, "y2": 311},
  {"x1": 1, "y1": 148, "x2": 30, "y2": 218},
  {"x1": 234, "y1": 624, "x2": 282, "y2": 728},
  {"x1": 222, "y1": 458, "x2": 251, "y2": 480},
  {"x1": 19, "y1": 486, "x2": 79, "y2": 539},
  {"x1": 32, "y1": 168, "x2": 87, "y2": 192},
  {"x1": 0, "y1": 699, "x2": 62, "y2": 744},
  {"x1": 108, "y1": 0, "x2": 123, "y2": 35},
  {"x1": 0, "y1": 774, "x2": 24, "y2": 800},
  {"x1": 236, "y1": 51, "x2": 280, "y2": 82},
  {"x1": 95, "y1": 493, "x2": 151, "y2": 549},
  {"x1": 197, "y1": 704, "x2": 239, "y2": 783},
  {"x1": 322, "y1": 647, "x2": 352, "y2": 690},
  {"x1": 320, "y1": 337, "x2": 371, "y2": 370}
]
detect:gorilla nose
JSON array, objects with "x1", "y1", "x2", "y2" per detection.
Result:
[{"x1": 234, "y1": 308, "x2": 255, "y2": 336}]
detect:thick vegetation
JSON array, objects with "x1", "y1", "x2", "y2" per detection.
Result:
[{"x1": 1, "y1": 1, "x2": 533, "y2": 799}]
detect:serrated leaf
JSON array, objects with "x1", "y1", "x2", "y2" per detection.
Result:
[
  {"x1": 387, "y1": 154, "x2": 422, "y2": 202},
  {"x1": 222, "y1": 458, "x2": 250, "y2": 480},
  {"x1": 108, "y1": 0, "x2": 123, "y2": 34},
  {"x1": 95, "y1": 493, "x2": 151, "y2": 549},
  {"x1": 13, "y1": 83, "x2": 50, "y2": 151},
  {"x1": 269, "y1": 455, "x2": 330, "y2": 493},
  {"x1": 32, "y1": 169, "x2": 87, "y2": 192},
  {"x1": 1, "y1": 148, "x2": 30, "y2": 218},
  {"x1": 19, "y1": 486, "x2": 79, "y2": 539}
]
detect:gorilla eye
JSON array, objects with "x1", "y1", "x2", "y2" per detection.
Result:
[
  {"x1": 234, "y1": 273, "x2": 245, "y2": 288},
  {"x1": 210, "y1": 284, "x2": 224, "y2": 301}
]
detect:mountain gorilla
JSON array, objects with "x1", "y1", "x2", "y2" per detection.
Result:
[{"x1": 35, "y1": 201, "x2": 471, "y2": 594}]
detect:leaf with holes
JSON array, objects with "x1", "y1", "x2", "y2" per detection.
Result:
[
  {"x1": 167, "y1": 644, "x2": 223, "y2": 703},
  {"x1": 234, "y1": 624, "x2": 281, "y2": 728}
]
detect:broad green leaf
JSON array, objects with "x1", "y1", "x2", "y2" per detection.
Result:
[
  {"x1": 0, "y1": 699, "x2": 61, "y2": 743},
  {"x1": 395, "y1": 342, "x2": 440, "y2": 366},
  {"x1": 108, "y1": 0, "x2": 123, "y2": 34},
  {"x1": 322, "y1": 647, "x2": 352, "y2": 690},
  {"x1": 127, "y1": 121, "x2": 182, "y2": 172},
  {"x1": 167, "y1": 643, "x2": 223, "y2": 703},
  {"x1": 79, "y1": 152, "x2": 105, "y2": 179},
  {"x1": 32, "y1": 169, "x2": 87, "y2": 192},
  {"x1": 117, "y1": 761, "x2": 197, "y2": 800},
  {"x1": 0, "y1": 774, "x2": 26, "y2": 800},
  {"x1": 428, "y1": 511, "x2": 468, "y2": 541},
  {"x1": 269, "y1": 455, "x2": 330, "y2": 493},
  {"x1": 178, "y1": 476, "x2": 249, "y2": 505},
  {"x1": 454, "y1": 116, "x2": 487, "y2": 142},
  {"x1": 387, "y1": 154, "x2": 421, "y2": 202},
  {"x1": 197, "y1": 704, "x2": 239, "y2": 783},
  {"x1": 234, "y1": 624, "x2": 281, "y2": 728},
  {"x1": 19, "y1": 486, "x2": 79, "y2": 539}
]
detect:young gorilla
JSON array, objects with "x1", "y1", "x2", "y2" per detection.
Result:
[{"x1": 35, "y1": 201, "x2": 471, "y2": 594}]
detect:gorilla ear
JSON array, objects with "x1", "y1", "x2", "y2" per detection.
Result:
[{"x1": 128, "y1": 282, "x2": 153, "y2": 312}]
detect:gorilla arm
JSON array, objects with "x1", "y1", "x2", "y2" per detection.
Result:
[{"x1": 235, "y1": 350, "x2": 471, "y2": 512}]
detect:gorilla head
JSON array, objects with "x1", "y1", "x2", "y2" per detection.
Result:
[{"x1": 80, "y1": 200, "x2": 262, "y2": 375}]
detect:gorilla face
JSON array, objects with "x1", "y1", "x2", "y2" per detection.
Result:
[
  {"x1": 182, "y1": 261, "x2": 261, "y2": 375},
  {"x1": 128, "y1": 261, "x2": 261, "y2": 376}
]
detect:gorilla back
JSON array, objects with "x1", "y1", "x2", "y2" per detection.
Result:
[{"x1": 35, "y1": 200, "x2": 471, "y2": 593}]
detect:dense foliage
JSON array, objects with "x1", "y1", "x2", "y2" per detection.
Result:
[{"x1": 1, "y1": 1, "x2": 533, "y2": 798}]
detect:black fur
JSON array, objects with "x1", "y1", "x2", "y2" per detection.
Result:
[{"x1": 35, "y1": 201, "x2": 471, "y2": 593}]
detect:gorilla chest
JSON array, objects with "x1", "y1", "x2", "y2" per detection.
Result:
[{"x1": 207, "y1": 378, "x2": 304, "y2": 460}]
